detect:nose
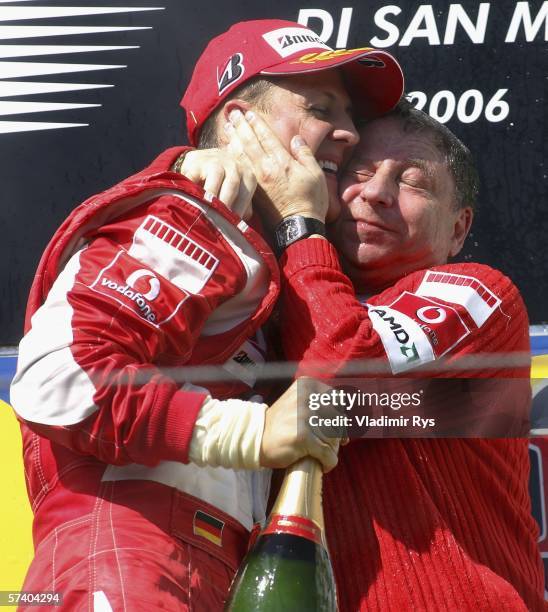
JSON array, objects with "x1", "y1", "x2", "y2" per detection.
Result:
[
  {"x1": 360, "y1": 169, "x2": 397, "y2": 207},
  {"x1": 331, "y1": 115, "x2": 360, "y2": 147}
]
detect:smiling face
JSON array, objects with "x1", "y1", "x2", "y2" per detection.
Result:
[
  {"x1": 228, "y1": 70, "x2": 359, "y2": 221},
  {"x1": 333, "y1": 116, "x2": 473, "y2": 292}
]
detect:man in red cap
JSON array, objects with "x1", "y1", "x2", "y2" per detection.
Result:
[{"x1": 10, "y1": 19, "x2": 403, "y2": 611}]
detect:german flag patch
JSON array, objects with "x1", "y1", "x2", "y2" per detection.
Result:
[{"x1": 193, "y1": 510, "x2": 224, "y2": 547}]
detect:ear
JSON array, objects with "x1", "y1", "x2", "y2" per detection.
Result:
[
  {"x1": 449, "y1": 206, "x2": 474, "y2": 257},
  {"x1": 222, "y1": 98, "x2": 252, "y2": 121},
  {"x1": 216, "y1": 99, "x2": 252, "y2": 145}
]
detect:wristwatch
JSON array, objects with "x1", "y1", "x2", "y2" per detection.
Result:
[{"x1": 275, "y1": 215, "x2": 326, "y2": 254}]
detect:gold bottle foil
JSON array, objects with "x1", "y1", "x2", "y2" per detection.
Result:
[{"x1": 269, "y1": 457, "x2": 327, "y2": 547}]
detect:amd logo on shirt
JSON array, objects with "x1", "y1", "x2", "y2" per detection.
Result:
[{"x1": 368, "y1": 271, "x2": 501, "y2": 373}]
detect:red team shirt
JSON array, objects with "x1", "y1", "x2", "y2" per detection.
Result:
[
  {"x1": 10, "y1": 149, "x2": 279, "y2": 609},
  {"x1": 280, "y1": 238, "x2": 546, "y2": 611}
]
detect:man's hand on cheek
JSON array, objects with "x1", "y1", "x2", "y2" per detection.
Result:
[
  {"x1": 225, "y1": 109, "x2": 328, "y2": 229},
  {"x1": 174, "y1": 149, "x2": 256, "y2": 221}
]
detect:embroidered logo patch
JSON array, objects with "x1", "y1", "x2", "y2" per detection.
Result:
[
  {"x1": 368, "y1": 271, "x2": 501, "y2": 373},
  {"x1": 223, "y1": 330, "x2": 267, "y2": 387},
  {"x1": 218, "y1": 53, "x2": 245, "y2": 94},
  {"x1": 388, "y1": 292, "x2": 470, "y2": 358},
  {"x1": 88, "y1": 249, "x2": 188, "y2": 327},
  {"x1": 128, "y1": 215, "x2": 219, "y2": 295},
  {"x1": 290, "y1": 47, "x2": 379, "y2": 65},
  {"x1": 415, "y1": 271, "x2": 501, "y2": 328},
  {"x1": 368, "y1": 304, "x2": 435, "y2": 373},
  {"x1": 262, "y1": 27, "x2": 330, "y2": 58},
  {"x1": 193, "y1": 510, "x2": 224, "y2": 547}
]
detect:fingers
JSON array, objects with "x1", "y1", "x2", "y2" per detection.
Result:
[
  {"x1": 226, "y1": 110, "x2": 268, "y2": 167},
  {"x1": 259, "y1": 377, "x2": 342, "y2": 472},
  {"x1": 232, "y1": 165, "x2": 257, "y2": 221},
  {"x1": 179, "y1": 151, "x2": 205, "y2": 185},
  {"x1": 300, "y1": 376, "x2": 344, "y2": 471},
  {"x1": 228, "y1": 109, "x2": 290, "y2": 168},
  {"x1": 181, "y1": 151, "x2": 226, "y2": 199},
  {"x1": 221, "y1": 139, "x2": 256, "y2": 218},
  {"x1": 306, "y1": 416, "x2": 341, "y2": 472},
  {"x1": 290, "y1": 135, "x2": 322, "y2": 177},
  {"x1": 218, "y1": 166, "x2": 242, "y2": 208},
  {"x1": 308, "y1": 439, "x2": 339, "y2": 473},
  {"x1": 179, "y1": 148, "x2": 252, "y2": 216},
  {"x1": 302, "y1": 425, "x2": 340, "y2": 472},
  {"x1": 243, "y1": 111, "x2": 290, "y2": 165},
  {"x1": 202, "y1": 164, "x2": 225, "y2": 199}
]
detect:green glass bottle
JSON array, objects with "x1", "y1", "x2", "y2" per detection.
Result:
[{"x1": 224, "y1": 458, "x2": 337, "y2": 611}]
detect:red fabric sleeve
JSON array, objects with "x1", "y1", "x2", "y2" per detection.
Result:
[
  {"x1": 280, "y1": 238, "x2": 530, "y2": 378},
  {"x1": 12, "y1": 194, "x2": 247, "y2": 466}
]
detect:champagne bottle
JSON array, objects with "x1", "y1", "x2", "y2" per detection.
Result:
[{"x1": 224, "y1": 458, "x2": 337, "y2": 611}]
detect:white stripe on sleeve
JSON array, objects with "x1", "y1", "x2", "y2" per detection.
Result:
[{"x1": 10, "y1": 247, "x2": 99, "y2": 426}]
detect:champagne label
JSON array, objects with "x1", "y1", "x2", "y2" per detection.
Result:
[{"x1": 262, "y1": 514, "x2": 322, "y2": 545}]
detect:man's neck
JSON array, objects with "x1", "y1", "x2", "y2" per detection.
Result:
[
  {"x1": 342, "y1": 256, "x2": 451, "y2": 296},
  {"x1": 344, "y1": 264, "x2": 398, "y2": 296}
]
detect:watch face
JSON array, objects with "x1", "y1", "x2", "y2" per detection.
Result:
[
  {"x1": 285, "y1": 219, "x2": 301, "y2": 241},
  {"x1": 277, "y1": 217, "x2": 303, "y2": 248},
  {"x1": 275, "y1": 216, "x2": 324, "y2": 251}
]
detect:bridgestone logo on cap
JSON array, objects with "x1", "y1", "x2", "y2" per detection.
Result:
[
  {"x1": 217, "y1": 53, "x2": 245, "y2": 95},
  {"x1": 262, "y1": 27, "x2": 331, "y2": 58}
]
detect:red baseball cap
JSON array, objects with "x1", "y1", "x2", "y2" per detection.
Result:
[{"x1": 181, "y1": 19, "x2": 404, "y2": 145}]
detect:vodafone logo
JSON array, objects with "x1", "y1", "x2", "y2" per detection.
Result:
[
  {"x1": 90, "y1": 250, "x2": 190, "y2": 327},
  {"x1": 126, "y1": 269, "x2": 160, "y2": 301},
  {"x1": 97, "y1": 266, "x2": 161, "y2": 323},
  {"x1": 416, "y1": 306, "x2": 447, "y2": 324},
  {"x1": 386, "y1": 291, "x2": 470, "y2": 360}
]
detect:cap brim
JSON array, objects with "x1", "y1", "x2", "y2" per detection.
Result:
[{"x1": 261, "y1": 47, "x2": 404, "y2": 118}]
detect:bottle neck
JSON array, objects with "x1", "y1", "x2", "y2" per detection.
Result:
[{"x1": 266, "y1": 458, "x2": 326, "y2": 547}]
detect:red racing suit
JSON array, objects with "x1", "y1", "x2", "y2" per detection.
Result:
[
  {"x1": 280, "y1": 238, "x2": 546, "y2": 611},
  {"x1": 10, "y1": 148, "x2": 280, "y2": 611}
]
